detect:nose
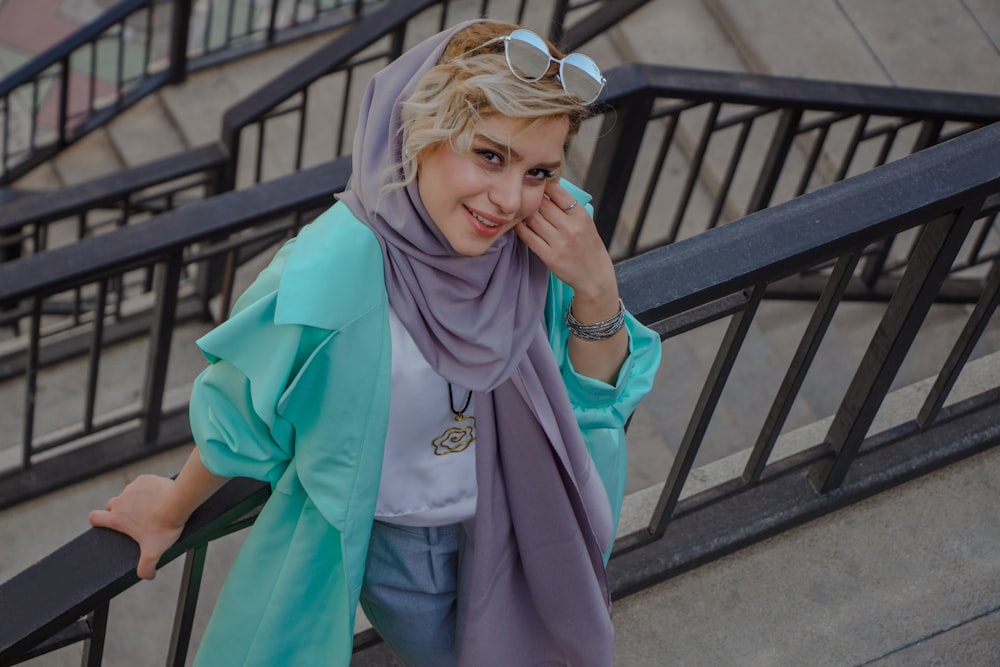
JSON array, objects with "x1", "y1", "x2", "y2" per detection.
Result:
[{"x1": 488, "y1": 171, "x2": 523, "y2": 216}]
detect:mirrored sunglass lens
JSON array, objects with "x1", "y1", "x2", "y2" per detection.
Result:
[
  {"x1": 561, "y1": 54, "x2": 604, "y2": 102},
  {"x1": 505, "y1": 31, "x2": 551, "y2": 81}
]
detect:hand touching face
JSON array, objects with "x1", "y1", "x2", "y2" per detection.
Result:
[{"x1": 417, "y1": 115, "x2": 569, "y2": 256}]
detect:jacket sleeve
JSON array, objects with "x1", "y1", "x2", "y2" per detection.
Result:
[
  {"x1": 545, "y1": 273, "x2": 661, "y2": 547},
  {"x1": 189, "y1": 240, "x2": 327, "y2": 482}
]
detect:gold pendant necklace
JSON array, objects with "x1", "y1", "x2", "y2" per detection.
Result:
[{"x1": 432, "y1": 383, "x2": 475, "y2": 456}]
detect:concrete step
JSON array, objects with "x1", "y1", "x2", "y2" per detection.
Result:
[{"x1": 613, "y1": 350, "x2": 1000, "y2": 665}]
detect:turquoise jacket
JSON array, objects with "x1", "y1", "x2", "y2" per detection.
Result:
[{"x1": 189, "y1": 188, "x2": 661, "y2": 666}]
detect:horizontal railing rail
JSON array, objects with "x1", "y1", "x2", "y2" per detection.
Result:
[
  {"x1": 0, "y1": 157, "x2": 352, "y2": 510},
  {"x1": 1, "y1": 119, "x2": 997, "y2": 665},
  {"x1": 582, "y1": 63, "x2": 1000, "y2": 292},
  {"x1": 0, "y1": 0, "x2": 377, "y2": 185}
]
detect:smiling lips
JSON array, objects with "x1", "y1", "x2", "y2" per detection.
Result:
[{"x1": 465, "y1": 205, "x2": 513, "y2": 236}]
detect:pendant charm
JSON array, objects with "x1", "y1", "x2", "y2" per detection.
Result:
[{"x1": 432, "y1": 414, "x2": 476, "y2": 456}]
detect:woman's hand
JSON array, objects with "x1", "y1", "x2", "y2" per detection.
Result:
[
  {"x1": 516, "y1": 181, "x2": 617, "y2": 306},
  {"x1": 516, "y1": 181, "x2": 629, "y2": 384},
  {"x1": 89, "y1": 448, "x2": 228, "y2": 581},
  {"x1": 89, "y1": 474, "x2": 185, "y2": 580}
]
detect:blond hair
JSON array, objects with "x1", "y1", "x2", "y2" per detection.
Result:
[{"x1": 395, "y1": 22, "x2": 591, "y2": 186}]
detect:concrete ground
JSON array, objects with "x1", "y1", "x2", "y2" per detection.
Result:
[{"x1": 1, "y1": 0, "x2": 999, "y2": 665}]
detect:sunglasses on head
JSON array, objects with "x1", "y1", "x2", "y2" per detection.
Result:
[{"x1": 455, "y1": 28, "x2": 606, "y2": 105}]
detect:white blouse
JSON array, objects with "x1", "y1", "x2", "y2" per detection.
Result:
[{"x1": 374, "y1": 306, "x2": 478, "y2": 526}]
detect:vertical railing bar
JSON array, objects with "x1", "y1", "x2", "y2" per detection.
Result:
[
  {"x1": 2, "y1": 95, "x2": 10, "y2": 171},
  {"x1": 872, "y1": 125, "x2": 899, "y2": 169},
  {"x1": 216, "y1": 248, "x2": 239, "y2": 321},
  {"x1": 438, "y1": 0, "x2": 449, "y2": 32},
  {"x1": 295, "y1": 88, "x2": 309, "y2": 171},
  {"x1": 141, "y1": 253, "x2": 183, "y2": 444},
  {"x1": 965, "y1": 213, "x2": 995, "y2": 267},
  {"x1": 255, "y1": 120, "x2": 266, "y2": 183},
  {"x1": 917, "y1": 257, "x2": 1000, "y2": 427},
  {"x1": 89, "y1": 41, "x2": 99, "y2": 113},
  {"x1": 648, "y1": 284, "x2": 766, "y2": 539},
  {"x1": 795, "y1": 124, "x2": 831, "y2": 197},
  {"x1": 707, "y1": 117, "x2": 754, "y2": 230},
  {"x1": 809, "y1": 199, "x2": 985, "y2": 493},
  {"x1": 547, "y1": 0, "x2": 571, "y2": 46},
  {"x1": 166, "y1": 546, "x2": 209, "y2": 667},
  {"x1": 912, "y1": 118, "x2": 944, "y2": 152},
  {"x1": 584, "y1": 91, "x2": 655, "y2": 249},
  {"x1": 169, "y1": 0, "x2": 193, "y2": 84},
  {"x1": 743, "y1": 252, "x2": 862, "y2": 483},
  {"x1": 859, "y1": 236, "x2": 893, "y2": 288},
  {"x1": 266, "y1": 0, "x2": 280, "y2": 44},
  {"x1": 246, "y1": 0, "x2": 256, "y2": 38},
  {"x1": 116, "y1": 21, "x2": 126, "y2": 97},
  {"x1": 834, "y1": 114, "x2": 869, "y2": 182},
  {"x1": 72, "y1": 211, "x2": 88, "y2": 325},
  {"x1": 336, "y1": 68, "x2": 353, "y2": 155},
  {"x1": 389, "y1": 23, "x2": 406, "y2": 60},
  {"x1": 56, "y1": 60, "x2": 70, "y2": 147},
  {"x1": 627, "y1": 113, "x2": 677, "y2": 255},
  {"x1": 224, "y1": 0, "x2": 236, "y2": 48},
  {"x1": 81, "y1": 602, "x2": 110, "y2": 667},
  {"x1": 83, "y1": 279, "x2": 109, "y2": 433},
  {"x1": 204, "y1": 0, "x2": 216, "y2": 53},
  {"x1": 745, "y1": 107, "x2": 802, "y2": 214},
  {"x1": 21, "y1": 296, "x2": 43, "y2": 470},
  {"x1": 666, "y1": 102, "x2": 720, "y2": 244},
  {"x1": 143, "y1": 6, "x2": 155, "y2": 75}
]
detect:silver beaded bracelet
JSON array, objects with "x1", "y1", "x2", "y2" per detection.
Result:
[{"x1": 565, "y1": 297, "x2": 626, "y2": 341}]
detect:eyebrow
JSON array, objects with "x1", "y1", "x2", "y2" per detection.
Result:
[{"x1": 476, "y1": 133, "x2": 562, "y2": 171}]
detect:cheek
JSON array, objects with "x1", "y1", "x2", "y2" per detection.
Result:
[{"x1": 521, "y1": 188, "x2": 547, "y2": 217}]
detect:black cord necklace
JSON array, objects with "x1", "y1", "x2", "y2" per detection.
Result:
[
  {"x1": 448, "y1": 383, "x2": 473, "y2": 419},
  {"x1": 433, "y1": 383, "x2": 475, "y2": 455}
]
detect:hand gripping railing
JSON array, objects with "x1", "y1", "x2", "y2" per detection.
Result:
[{"x1": 1, "y1": 119, "x2": 998, "y2": 665}]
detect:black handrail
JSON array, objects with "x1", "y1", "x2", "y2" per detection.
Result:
[
  {"x1": 1, "y1": 121, "x2": 997, "y2": 667},
  {"x1": 585, "y1": 63, "x2": 1000, "y2": 265},
  {"x1": 0, "y1": 0, "x2": 377, "y2": 185}
]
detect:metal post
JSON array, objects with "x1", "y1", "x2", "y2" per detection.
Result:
[
  {"x1": 746, "y1": 108, "x2": 802, "y2": 214},
  {"x1": 141, "y1": 253, "x2": 183, "y2": 445},
  {"x1": 166, "y1": 546, "x2": 209, "y2": 667},
  {"x1": 583, "y1": 89, "x2": 655, "y2": 248},
  {"x1": 169, "y1": 0, "x2": 194, "y2": 84}
]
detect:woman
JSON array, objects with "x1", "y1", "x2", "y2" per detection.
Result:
[{"x1": 90, "y1": 19, "x2": 660, "y2": 666}]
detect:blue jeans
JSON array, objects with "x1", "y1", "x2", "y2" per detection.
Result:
[{"x1": 359, "y1": 521, "x2": 466, "y2": 667}]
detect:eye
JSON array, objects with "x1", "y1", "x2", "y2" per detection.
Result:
[
  {"x1": 475, "y1": 149, "x2": 503, "y2": 168},
  {"x1": 525, "y1": 168, "x2": 555, "y2": 184}
]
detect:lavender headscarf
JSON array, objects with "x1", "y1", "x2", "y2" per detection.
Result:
[{"x1": 338, "y1": 21, "x2": 615, "y2": 665}]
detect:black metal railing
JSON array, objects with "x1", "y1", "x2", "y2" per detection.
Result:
[
  {"x1": 582, "y1": 64, "x2": 1000, "y2": 286},
  {"x1": 0, "y1": 0, "x2": 657, "y2": 508},
  {"x1": 0, "y1": 157, "x2": 351, "y2": 510},
  {"x1": 0, "y1": 0, "x2": 378, "y2": 185},
  {"x1": 1, "y1": 120, "x2": 997, "y2": 667},
  {"x1": 219, "y1": 0, "x2": 650, "y2": 190}
]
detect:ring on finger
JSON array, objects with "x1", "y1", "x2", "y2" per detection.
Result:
[{"x1": 562, "y1": 200, "x2": 578, "y2": 212}]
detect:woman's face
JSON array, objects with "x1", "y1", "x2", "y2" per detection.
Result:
[{"x1": 417, "y1": 115, "x2": 570, "y2": 256}]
